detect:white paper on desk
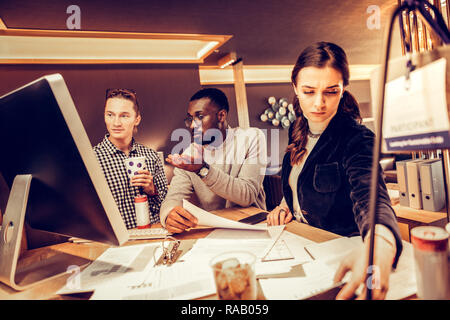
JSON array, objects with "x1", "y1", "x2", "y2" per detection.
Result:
[
  {"x1": 57, "y1": 243, "x2": 160, "y2": 295},
  {"x1": 256, "y1": 231, "x2": 314, "y2": 277},
  {"x1": 180, "y1": 225, "x2": 285, "y2": 264},
  {"x1": 205, "y1": 227, "x2": 271, "y2": 240},
  {"x1": 385, "y1": 241, "x2": 417, "y2": 300},
  {"x1": 183, "y1": 199, "x2": 267, "y2": 231},
  {"x1": 181, "y1": 238, "x2": 272, "y2": 264},
  {"x1": 302, "y1": 240, "x2": 417, "y2": 300},
  {"x1": 304, "y1": 236, "x2": 362, "y2": 260},
  {"x1": 90, "y1": 261, "x2": 216, "y2": 300},
  {"x1": 260, "y1": 260, "x2": 337, "y2": 300}
]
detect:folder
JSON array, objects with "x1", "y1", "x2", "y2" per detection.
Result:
[
  {"x1": 396, "y1": 160, "x2": 411, "y2": 207},
  {"x1": 419, "y1": 159, "x2": 446, "y2": 212},
  {"x1": 406, "y1": 159, "x2": 424, "y2": 209}
]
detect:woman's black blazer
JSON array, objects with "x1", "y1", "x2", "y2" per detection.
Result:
[{"x1": 282, "y1": 110, "x2": 403, "y2": 266}]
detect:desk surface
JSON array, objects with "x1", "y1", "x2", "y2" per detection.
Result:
[{"x1": 0, "y1": 206, "x2": 340, "y2": 300}]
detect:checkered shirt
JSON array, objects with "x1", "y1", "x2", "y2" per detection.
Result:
[{"x1": 94, "y1": 135, "x2": 168, "y2": 229}]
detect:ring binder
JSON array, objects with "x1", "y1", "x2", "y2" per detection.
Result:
[{"x1": 153, "y1": 237, "x2": 197, "y2": 266}]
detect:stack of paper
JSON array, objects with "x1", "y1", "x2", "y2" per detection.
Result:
[
  {"x1": 90, "y1": 260, "x2": 216, "y2": 300},
  {"x1": 259, "y1": 238, "x2": 417, "y2": 300},
  {"x1": 57, "y1": 243, "x2": 160, "y2": 295}
]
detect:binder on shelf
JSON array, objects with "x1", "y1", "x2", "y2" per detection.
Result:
[
  {"x1": 406, "y1": 159, "x2": 424, "y2": 210},
  {"x1": 396, "y1": 160, "x2": 411, "y2": 207},
  {"x1": 419, "y1": 159, "x2": 446, "y2": 212}
]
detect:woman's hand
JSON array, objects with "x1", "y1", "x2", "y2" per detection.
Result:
[
  {"x1": 130, "y1": 169, "x2": 157, "y2": 195},
  {"x1": 266, "y1": 206, "x2": 293, "y2": 226},
  {"x1": 333, "y1": 230, "x2": 396, "y2": 300}
]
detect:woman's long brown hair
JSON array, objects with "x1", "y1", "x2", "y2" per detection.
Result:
[{"x1": 287, "y1": 42, "x2": 362, "y2": 165}]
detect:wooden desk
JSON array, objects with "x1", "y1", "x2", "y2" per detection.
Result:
[{"x1": 0, "y1": 206, "x2": 339, "y2": 300}]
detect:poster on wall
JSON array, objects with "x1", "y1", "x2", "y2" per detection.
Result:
[{"x1": 382, "y1": 58, "x2": 450, "y2": 152}]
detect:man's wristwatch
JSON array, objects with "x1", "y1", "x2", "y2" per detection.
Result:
[{"x1": 197, "y1": 163, "x2": 210, "y2": 178}]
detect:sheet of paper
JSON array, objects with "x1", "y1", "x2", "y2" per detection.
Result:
[
  {"x1": 57, "y1": 243, "x2": 160, "y2": 295},
  {"x1": 385, "y1": 241, "x2": 417, "y2": 300},
  {"x1": 181, "y1": 238, "x2": 272, "y2": 265},
  {"x1": 190, "y1": 228, "x2": 314, "y2": 278},
  {"x1": 262, "y1": 239, "x2": 294, "y2": 261},
  {"x1": 205, "y1": 228, "x2": 271, "y2": 240},
  {"x1": 90, "y1": 260, "x2": 216, "y2": 300},
  {"x1": 278, "y1": 230, "x2": 315, "y2": 262},
  {"x1": 259, "y1": 260, "x2": 337, "y2": 300},
  {"x1": 183, "y1": 199, "x2": 267, "y2": 231},
  {"x1": 256, "y1": 231, "x2": 314, "y2": 277},
  {"x1": 304, "y1": 236, "x2": 362, "y2": 260}
]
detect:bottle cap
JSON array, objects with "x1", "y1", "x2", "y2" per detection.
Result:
[
  {"x1": 411, "y1": 226, "x2": 449, "y2": 252},
  {"x1": 134, "y1": 195, "x2": 148, "y2": 203}
]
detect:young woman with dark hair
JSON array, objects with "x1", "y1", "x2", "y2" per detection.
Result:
[{"x1": 267, "y1": 42, "x2": 403, "y2": 300}]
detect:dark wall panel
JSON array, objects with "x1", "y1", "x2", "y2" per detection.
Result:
[
  {"x1": 0, "y1": 64, "x2": 241, "y2": 208},
  {"x1": 246, "y1": 83, "x2": 293, "y2": 173},
  {"x1": 0, "y1": 64, "x2": 203, "y2": 155},
  {"x1": 214, "y1": 80, "x2": 373, "y2": 174}
]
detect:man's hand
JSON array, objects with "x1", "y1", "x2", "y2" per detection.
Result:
[
  {"x1": 130, "y1": 170, "x2": 157, "y2": 195},
  {"x1": 166, "y1": 143, "x2": 204, "y2": 173},
  {"x1": 266, "y1": 206, "x2": 293, "y2": 226},
  {"x1": 333, "y1": 232, "x2": 396, "y2": 300},
  {"x1": 165, "y1": 206, "x2": 198, "y2": 233}
]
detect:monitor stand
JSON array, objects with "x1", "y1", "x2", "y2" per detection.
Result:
[{"x1": 0, "y1": 174, "x2": 90, "y2": 291}]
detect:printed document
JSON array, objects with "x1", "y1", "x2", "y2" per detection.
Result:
[
  {"x1": 57, "y1": 243, "x2": 160, "y2": 295},
  {"x1": 183, "y1": 199, "x2": 267, "y2": 231},
  {"x1": 90, "y1": 260, "x2": 216, "y2": 300}
]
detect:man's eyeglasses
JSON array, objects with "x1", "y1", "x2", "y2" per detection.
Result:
[{"x1": 184, "y1": 111, "x2": 218, "y2": 128}]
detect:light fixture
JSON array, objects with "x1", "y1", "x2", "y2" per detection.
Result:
[
  {"x1": 0, "y1": 17, "x2": 232, "y2": 64},
  {"x1": 218, "y1": 52, "x2": 242, "y2": 68},
  {"x1": 200, "y1": 64, "x2": 379, "y2": 84}
]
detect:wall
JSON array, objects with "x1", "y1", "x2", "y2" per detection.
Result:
[
  {"x1": 212, "y1": 79, "x2": 373, "y2": 174},
  {"x1": 0, "y1": 64, "x2": 240, "y2": 214}
]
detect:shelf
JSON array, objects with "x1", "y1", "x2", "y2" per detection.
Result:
[
  {"x1": 0, "y1": 17, "x2": 231, "y2": 64},
  {"x1": 393, "y1": 204, "x2": 448, "y2": 226}
]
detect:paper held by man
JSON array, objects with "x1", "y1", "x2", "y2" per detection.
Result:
[{"x1": 182, "y1": 199, "x2": 268, "y2": 231}]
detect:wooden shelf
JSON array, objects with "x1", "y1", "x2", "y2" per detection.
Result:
[
  {"x1": 393, "y1": 204, "x2": 448, "y2": 225},
  {"x1": 392, "y1": 204, "x2": 448, "y2": 241}
]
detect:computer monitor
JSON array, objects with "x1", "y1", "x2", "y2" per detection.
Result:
[{"x1": 0, "y1": 74, "x2": 129, "y2": 290}]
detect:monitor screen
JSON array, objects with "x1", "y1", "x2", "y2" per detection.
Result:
[{"x1": 0, "y1": 74, "x2": 128, "y2": 246}]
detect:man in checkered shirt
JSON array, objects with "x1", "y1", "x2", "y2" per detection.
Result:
[{"x1": 94, "y1": 89, "x2": 168, "y2": 229}]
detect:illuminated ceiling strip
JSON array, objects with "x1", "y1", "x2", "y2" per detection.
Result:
[
  {"x1": 199, "y1": 64, "x2": 380, "y2": 84},
  {"x1": 0, "y1": 17, "x2": 231, "y2": 64}
]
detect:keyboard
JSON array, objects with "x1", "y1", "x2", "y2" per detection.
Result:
[{"x1": 128, "y1": 227, "x2": 171, "y2": 240}]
